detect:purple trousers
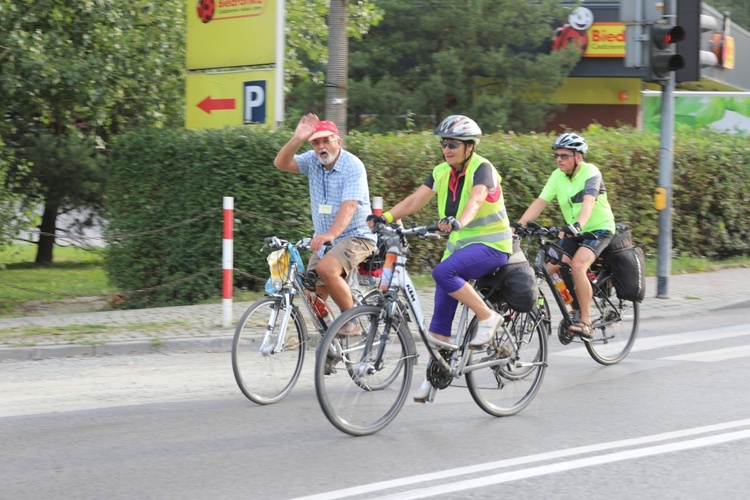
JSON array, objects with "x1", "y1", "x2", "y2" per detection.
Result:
[{"x1": 429, "y1": 243, "x2": 509, "y2": 337}]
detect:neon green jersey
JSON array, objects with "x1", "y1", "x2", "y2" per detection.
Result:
[{"x1": 539, "y1": 160, "x2": 616, "y2": 233}]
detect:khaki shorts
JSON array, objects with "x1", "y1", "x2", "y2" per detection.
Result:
[{"x1": 307, "y1": 237, "x2": 377, "y2": 278}]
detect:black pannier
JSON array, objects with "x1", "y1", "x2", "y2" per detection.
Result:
[
  {"x1": 605, "y1": 225, "x2": 646, "y2": 303},
  {"x1": 609, "y1": 223, "x2": 634, "y2": 253},
  {"x1": 476, "y1": 236, "x2": 538, "y2": 313}
]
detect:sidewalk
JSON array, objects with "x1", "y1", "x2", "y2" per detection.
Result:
[{"x1": 2, "y1": 267, "x2": 749, "y2": 361}]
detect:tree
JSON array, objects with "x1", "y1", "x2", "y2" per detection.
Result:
[
  {"x1": 344, "y1": 0, "x2": 582, "y2": 133},
  {"x1": 0, "y1": 0, "x2": 186, "y2": 262},
  {"x1": 706, "y1": 0, "x2": 750, "y2": 30},
  {"x1": 284, "y1": 0, "x2": 383, "y2": 119},
  {"x1": 326, "y1": 0, "x2": 350, "y2": 135},
  {"x1": 16, "y1": 133, "x2": 105, "y2": 263},
  {"x1": 0, "y1": 138, "x2": 29, "y2": 250},
  {"x1": 0, "y1": 0, "x2": 383, "y2": 261}
]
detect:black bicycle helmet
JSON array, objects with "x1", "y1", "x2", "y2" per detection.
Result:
[
  {"x1": 552, "y1": 133, "x2": 588, "y2": 154},
  {"x1": 434, "y1": 115, "x2": 482, "y2": 144}
]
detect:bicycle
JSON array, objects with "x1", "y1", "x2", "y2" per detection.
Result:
[
  {"x1": 513, "y1": 221, "x2": 639, "y2": 365},
  {"x1": 231, "y1": 236, "x2": 381, "y2": 405},
  {"x1": 314, "y1": 222, "x2": 548, "y2": 436}
]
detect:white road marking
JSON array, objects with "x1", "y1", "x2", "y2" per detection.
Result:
[
  {"x1": 375, "y1": 430, "x2": 750, "y2": 500},
  {"x1": 554, "y1": 324, "x2": 750, "y2": 359},
  {"x1": 293, "y1": 419, "x2": 750, "y2": 500},
  {"x1": 660, "y1": 343, "x2": 750, "y2": 362}
]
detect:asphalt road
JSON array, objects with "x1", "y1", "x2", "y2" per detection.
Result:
[{"x1": 2, "y1": 307, "x2": 749, "y2": 499}]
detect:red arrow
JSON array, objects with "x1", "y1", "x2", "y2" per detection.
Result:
[{"x1": 197, "y1": 96, "x2": 236, "y2": 114}]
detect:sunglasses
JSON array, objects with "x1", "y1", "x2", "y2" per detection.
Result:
[
  {"x1": 440, "y1": 141, "x2": 463, "y2": 150},
  {"x1": 311, "y1": 137, "x2": 336, "y2": 147},
  {"x1": 551, "y1": 153, "x2": 575, "y2": 160}
]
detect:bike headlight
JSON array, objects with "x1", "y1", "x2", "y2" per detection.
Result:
[{"x1": 273, "y1": 279, "x2": 283, "y2": 292}]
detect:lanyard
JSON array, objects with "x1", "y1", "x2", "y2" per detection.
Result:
[{"x1": 321, "y1": 164, "x2": 330, "y2": 201}]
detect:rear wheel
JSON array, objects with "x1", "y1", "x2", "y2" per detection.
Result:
[
  {"x1": 315, "y1": 305, "x2": 415, "y2": 436},
  {"x1": 231, "y1": 296, "x2": 305, "y2": 405},
  {"x1": 584, "y1": 275, "x2": 639, "y2": 365},
  {"x1": 466, "y1": 308, "x2": 548, "y2": 416}
]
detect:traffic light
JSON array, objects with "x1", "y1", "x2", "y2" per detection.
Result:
[
  {"x1": 648, "y1": 23, "x2": 686, "y2": 81},
  {"x1": 676, "y1": 0, "x2": 721, "y2": 82}
]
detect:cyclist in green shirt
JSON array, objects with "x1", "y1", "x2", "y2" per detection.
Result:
[{"x1": 516, "y1": 133, "x2": 616, "y2": 339}]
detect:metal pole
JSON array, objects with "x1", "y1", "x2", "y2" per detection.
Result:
[
  {"x1": 656, "y1": 0, "x2": 676, "y2": 299},
  {"x1": 274, "y1": 0, "x2": 286, "y2": 130}
]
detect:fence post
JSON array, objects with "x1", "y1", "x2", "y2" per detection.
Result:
[{"x1": 222, "y1": 197, "x2": 234, "y2": 328}]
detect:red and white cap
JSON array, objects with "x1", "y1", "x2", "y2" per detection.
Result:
[{"x1": 310, "y1": 120, "x2": 340, "y2": 141}]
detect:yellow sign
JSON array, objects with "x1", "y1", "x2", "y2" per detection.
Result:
[
  {"x1": 654, "y1": 187, "x2": 667, "y2": 211},
  {"x1": 185, "y1": 70, "x2": 276, "y2": 130},
  {"x1": 722, "y1": 35, "x2": 735, "y2": 70},
  {"x1": 585, "y1": 23, "x2": 626, "y2": 58},
  {"x1": 187, "y1": 0, "x2": 276, "y2": 70}
]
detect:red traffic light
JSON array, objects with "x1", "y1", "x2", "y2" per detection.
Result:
[{"x1": 652, "y1": 24, "x2": 686, "y2": 49}]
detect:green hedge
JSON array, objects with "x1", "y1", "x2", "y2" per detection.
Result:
[{"x1": 105, "y1": 125, "x2": 749, "y2": 307}]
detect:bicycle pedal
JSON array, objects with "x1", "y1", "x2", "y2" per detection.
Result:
[
  {"x1": 413, "y1": 389, "x2": 436, "y2": 404},
  {"x1": 324, "y1": 353, "x2": 342, "y2": 375}
]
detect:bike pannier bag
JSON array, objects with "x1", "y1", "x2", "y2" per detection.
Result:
[
  {"x1": 607, "y1": 245, "x2": 646, "y2": 302},
  {"x1": 609, "y1": 223, "x2": 634, "y2": 253},
  {"x1": 476, "y1": 261, "x2": 539, "y2": 313}
]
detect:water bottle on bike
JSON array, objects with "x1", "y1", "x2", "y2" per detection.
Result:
[{"x1": 552, "y1": 273, "x2": 573, "y2": 305}]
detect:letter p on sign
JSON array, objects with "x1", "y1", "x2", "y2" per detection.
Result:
[{"x1": 244, "y1": 81, "x2": 266, "y2": 124}]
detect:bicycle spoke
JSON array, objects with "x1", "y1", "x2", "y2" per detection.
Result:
[
  {"x1": 466, "y1": 309, "x2": 548, "y2": 417},
  {"x1": 584, "y1": 275, "x2": 639, "y2": 365},
  {"x1": 231, "y1": 296, "x2": 305, "y2": 405},
  {"x1": 315, "y1": 305, "x2": 414, "y2": 436}
]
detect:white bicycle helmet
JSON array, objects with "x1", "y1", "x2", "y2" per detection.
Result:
[
  {"x1": 552, "y1": 133, "x2": 588, "y2": 154},
  {"x1": 434, "y1": 115, "x2": 482, "y2": 144}
]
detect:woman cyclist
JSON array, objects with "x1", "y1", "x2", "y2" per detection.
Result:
[{"x1": 368, "y1": 115, "x2": 514, "y2": 402}]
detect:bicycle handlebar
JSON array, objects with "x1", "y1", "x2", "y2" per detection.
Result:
[
  {"x1": 260, "y1": 236, "x2": 330, "y2": 253},
  {"x1": 372, "y1": 222, "x2": 441, "y2": 236},
  {"x1": 512, "y1": 221, "x2": 598, "y2": 242}
]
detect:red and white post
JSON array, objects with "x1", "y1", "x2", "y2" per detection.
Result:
[
  {"x1": 222, "y1": 197, "x2": 234, "y2": 328},
  {"x1": 372, "y1": 196, "x2": 383, "y2": 216}
]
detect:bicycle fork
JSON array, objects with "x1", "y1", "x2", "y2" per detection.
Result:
[{"x1": 262, "y1": 293, "x2": 294, "y2": 355}]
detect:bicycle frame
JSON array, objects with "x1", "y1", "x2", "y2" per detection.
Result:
[
  {"x1": 374, "y1": 228, "x2": 514, "y2": 380},
  {"x1": 314, "y1": 223, "x2": 549, "y2": 434},
  {"x1": 232, "y1": 235, "x2": 381, "y2": 405},
  {"x1": 260, "y1": 238, "x2": 368, "y2": 353},
  {"x1": 516, "y1": 223, "x2": 639, "y2": 359}
]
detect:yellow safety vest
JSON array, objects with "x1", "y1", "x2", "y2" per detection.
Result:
[{"x1": 433, "y1": 153, "x2": 513, "y2": 260}]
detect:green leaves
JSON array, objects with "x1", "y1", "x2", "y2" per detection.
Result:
[
  {"x1": 341, "y1": 0, "x2": 578, "y2": 133},
  {"x1": 0, "y1": 0, "x2": 186, "y2": 138}
]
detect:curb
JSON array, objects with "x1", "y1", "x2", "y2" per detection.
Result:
[
  {"x1": 0, "y1": 337, "x2": 234, "y2": 362},
  {"x1": 1, "y1": 301, "x2": 734, "y2": 362}
]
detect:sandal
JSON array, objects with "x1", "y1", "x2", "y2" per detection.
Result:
[
  {"x1": 568, "y1": 321, "x2": 594, "y2": 341},
  {"x1": 336, "y1": 320, "x2": 362, "y2": 337}
]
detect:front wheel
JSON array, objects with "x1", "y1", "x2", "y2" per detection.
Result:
[
  {"x1": 584, "y1": 275, "x2": 639, "y2": 365},
  {"x1": 466, "y1": 308, "x2": 548, "y2": 417},
  {"x1": 314, "y1": 305, "x2": 415, "y2": 436},
  {"x1": 231, "y1": 296, "x2": 306, "y2": 405}
]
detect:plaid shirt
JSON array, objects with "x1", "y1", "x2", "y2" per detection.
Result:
[{"x1": 294, "y1": 149, "x2": 376, "y2": 244}]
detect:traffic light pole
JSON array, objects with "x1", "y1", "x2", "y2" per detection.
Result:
[{"x1": 656, "y1": 0, "x2": 677, "y2": 299}]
